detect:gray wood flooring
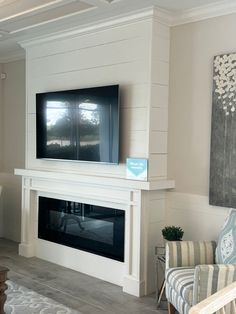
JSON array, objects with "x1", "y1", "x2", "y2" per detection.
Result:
[{"x1": 0, "y1": 239, "x2": 166, "y2": 314}]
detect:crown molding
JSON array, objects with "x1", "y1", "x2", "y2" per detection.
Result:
[
  {"x1": 152, "y1": 6, "x2": 173, "y2": 26},
  {"x1": 19, "y1": 7, "x2": 172, "y2": 48},
  {"x1": 171, "y1": 0, "x2": 236, "y2": 26}
]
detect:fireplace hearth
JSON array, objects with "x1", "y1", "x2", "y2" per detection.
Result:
[{"x1": 38, "y1": 196, "x2": 125, "y2": 262}]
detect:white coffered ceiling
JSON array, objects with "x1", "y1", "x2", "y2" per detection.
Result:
[{"x1": 0, "y1": 0, "x2": 235, "y2": 62}]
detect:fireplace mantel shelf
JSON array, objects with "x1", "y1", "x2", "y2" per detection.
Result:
[{"x1": 15, "y1": 168, "x2": 175, "y2": 191}]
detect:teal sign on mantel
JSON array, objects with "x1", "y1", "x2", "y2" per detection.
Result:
[{"x1": 126, "y1": 158, "x2": 148, "y2": 181}]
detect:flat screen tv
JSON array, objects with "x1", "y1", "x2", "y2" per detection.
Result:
[{"x1": 36, "y1": 85, "x2": 119, "y2": 163}]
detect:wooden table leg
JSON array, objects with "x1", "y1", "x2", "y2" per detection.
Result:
[
  {"x1": 168, "y1": 302, "x2": 176, "y2": 314},
  {"x1": 0, "y1": 267, "x2": 9, "y2": 314}
]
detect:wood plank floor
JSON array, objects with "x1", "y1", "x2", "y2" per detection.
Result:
[{"x1": 0, "y1": 239, "x2": 166, "y2": 314}]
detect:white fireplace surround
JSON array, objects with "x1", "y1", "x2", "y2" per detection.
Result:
[
  {"x1": 15, "y1": 168, "x2": 174, "y2": 296},
  {"x1": 15, "y1": 8, "x2": 174, "y2": 296}
]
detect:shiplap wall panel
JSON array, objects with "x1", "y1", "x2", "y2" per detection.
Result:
[
  {"x1": 150, "y1": 131, "x2": 167, "y2": 153},
  {"x1": 153, "y1": 20, "x2": 170, "y2": 39},
  {"x1": 121, "y1": 84, "x2": 149, "y2": 108},
  {"x1": 28, "y1": 37, "x2": 150, "y2": 79},
  {"x1": 27, "y1": 60, "x2": 149, "y2": 85},
  {"x1": 144, "y1": 190, "x2": 166, "y2": 294},
  {"x1": 148, "y1": 20, "x2": 170, "y2": 180},
  {"x1": 150, "y1": 84, "x2": 168, "y2": 108},
  {"x1": 27, "y1": 21, "x2": 152, "y2": 60},
  {"x1": 150, "y1": 108, "x2": 168, "y2": 131},
  {"x1": 146, "y1": 218, "x2": 165, "y2": 293},
  {"x1": 27, "y1": 65, "x2": 150, "y2": 115},
  {"x1": 151, "y1": 61, "x2": 169, "y2": 85},
  {"x1": 152, "y1": 35, "x2": 170, "y2": 63},
  {"x1": 121, "y1": 108, "x2": 147, "y2": 131},
  {"x1": 26, "y1": 16, "x2": 170, "y2": 180},
  {"x1": 122, "y1": 131, "x2": 148, "y2": 158},
  {"x1": 149, "y1": 190, "x2": 166, "y2": 200},
  {"x1": 148, "y1": 198, "x2": 165, "y2": 223},
  {"x1": 149, "y1": 154, "x2": 167, "y2": 178},
  {"x1": 26, "y1": 19, "x2": 152, "y2": 178}
]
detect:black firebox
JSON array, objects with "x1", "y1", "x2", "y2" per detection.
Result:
[{"x1": 38, "y1": 196, "x2": 125, "y2": 262}]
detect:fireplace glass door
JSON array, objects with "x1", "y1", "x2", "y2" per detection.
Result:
[{"x1": 38, "y1": 196, "x2": 125, "y2": 262}]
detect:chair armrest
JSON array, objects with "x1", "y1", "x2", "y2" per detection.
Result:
[
  {"x1": 193, "y1": 264, "x2": 236, "y2": 305},
  {"x1": 165, "y1": 241, "x2": 216, "y2": 269},
  {"x1": 190, "y1": 281, "x2": 236, "y2": 314}
]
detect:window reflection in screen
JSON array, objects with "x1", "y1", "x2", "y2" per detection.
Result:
[
  {"x1": 46, "y1": 101, "x2": 74, "y2": 159},
  {"x1": 78, "y1": 102, "x2": 100, "y2": 161}
]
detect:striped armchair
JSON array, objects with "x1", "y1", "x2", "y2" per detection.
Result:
[{"x1": 165, "y1": 241, "x2": 236, "y2": 314}]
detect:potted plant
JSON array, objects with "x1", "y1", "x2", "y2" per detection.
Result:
[{"x1": 162, "y1": 225, "x2": 184, "y2": 241}]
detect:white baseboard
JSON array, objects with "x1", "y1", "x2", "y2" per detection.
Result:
[
  {"x1": 123, "y1": 275, "x2": 145, "y2": 297},
  {"x1": 19, "y1": 242, "x2": 35, "y2": 257}
]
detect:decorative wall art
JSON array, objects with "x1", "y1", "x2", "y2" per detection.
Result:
[{"x1": 210, "y1": 53, "x2": 236, "y2": 208}]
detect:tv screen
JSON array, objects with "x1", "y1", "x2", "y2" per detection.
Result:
[{"x1": 36, "y1": 85, "x2": 119, "y2": 163}]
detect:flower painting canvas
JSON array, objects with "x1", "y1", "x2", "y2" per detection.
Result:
[{"x1": 210, "y1": 53, "x2": 236, "y2": 208}]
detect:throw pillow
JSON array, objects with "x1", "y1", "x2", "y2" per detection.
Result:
[{"x1": 215, "y1": 209, "x2": 236, "y2": 264}]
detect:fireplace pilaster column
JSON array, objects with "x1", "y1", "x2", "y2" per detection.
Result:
[
  {"x1": 123, "y1": 190, "x2": 144, "y2": 297},
  {"x1": 18, "y1": 177, "x2": 36, "y2": 257}
]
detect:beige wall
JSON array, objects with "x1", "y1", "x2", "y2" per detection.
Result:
[
  {"x1": 167, "y1": 14, "x2": 236, "y2": 240},
  {"x1": 168, "y1": 13, "x2": 236, "y2": 195},
  {"x1": 2, "y1": 60, "x2": 25, "y2": 172},
  {"x1": 0, "y1": 60, "x2": 25, "y2": 241}
]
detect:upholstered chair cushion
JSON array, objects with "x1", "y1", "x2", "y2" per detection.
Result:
[
  {"x1": 166, "y1": 267, "x2": 195, "y2": 305},
  {"x1": 215, "y1": 209, "x2": 236, "y2": 264},
  {"x1": 165, "y1": 266, "x2": 195, "y2": 314}
]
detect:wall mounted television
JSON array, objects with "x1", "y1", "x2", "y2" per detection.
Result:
[{"x1": 36, "y1": 85, "x2": 119, "y2": 164}]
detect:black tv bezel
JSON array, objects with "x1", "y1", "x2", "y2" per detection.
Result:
[{"x1": 35, "y1": 84, "x2": 120, "y2": 164}]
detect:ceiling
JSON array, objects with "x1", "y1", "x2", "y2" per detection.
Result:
[{"x1": 0, "y1": 0, "x2": 235, "y2": 62}]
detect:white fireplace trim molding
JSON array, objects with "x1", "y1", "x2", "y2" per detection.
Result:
[{"x1": 15, "y1": 168, "x2": 174, "y2": 296}]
